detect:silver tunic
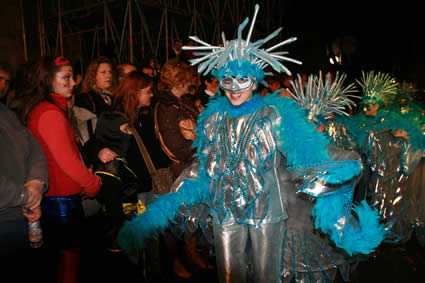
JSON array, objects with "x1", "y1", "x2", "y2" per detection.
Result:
[{"x1": 171, "y1": 104, "x2": 360, "y2": 282}]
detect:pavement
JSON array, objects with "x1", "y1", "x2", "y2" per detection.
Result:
[
  {"x1": 78, "y1": 235, "x2": 425, "y2": 283},
  {"x1": 26, "y1": 217, "x2": 425, "y2": 283}
]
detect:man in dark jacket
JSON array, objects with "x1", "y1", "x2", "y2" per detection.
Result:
[{"x1": 0, "y1": 102, "x2": 48, "y2": 277}]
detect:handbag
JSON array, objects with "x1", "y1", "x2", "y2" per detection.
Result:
[
  {"x1": 130, "y1": 126, "x2": 174, "y2": 195},
  {"x1": 94, "y1": 157, "x2": 140, "y2": 218}
]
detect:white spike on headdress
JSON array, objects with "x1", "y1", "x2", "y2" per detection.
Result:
[
  {"x1": 182, "y1": 3, "x2": 302, "y2": 80},
  {"x1": 289, "y1": 71, "x2": 360, "y2": 120}
]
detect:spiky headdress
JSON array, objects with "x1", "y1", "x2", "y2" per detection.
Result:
[
  {"x1": 356, "y1": 71, "x2": 398, "y2": 105},
  {"x1": 182, "y1": 4, "x2": 301, "y2": 86},
  {"x1": 289, "y1": 71, "x2": 359, "y2": 123}
]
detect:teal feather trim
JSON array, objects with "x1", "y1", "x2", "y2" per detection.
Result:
[
  {"x1": 313, "y1": 193, "x2": 386, "y2": 256},
  {"x1": 118, "y1": 171, "x2": 211, "y2": 260},
  {"x1": 343, "y1": 201, "x2": 387, "y2": 254},
  {"x1": 317, "y1": 160, "x2": 362, "y2": 185},
  {"x1": 336, "y1": 106, "x2": 425, "y2": 153},
  {"x1": 262, "y1": 93, "x2": 331, "y2": 167},
  {"x1": 195, "y1": 92, "x2": 341, "y2": 173}
]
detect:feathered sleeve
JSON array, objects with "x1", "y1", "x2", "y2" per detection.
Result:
[
  {"x1": 118, "y1": 112, "x2": 214, "y2": 261},
  {"x1": 265, "y1": 93, "x2": 386, "y2": 255},
  {"x1": 264, "y1": 94, "x2": 330, "y2": 167},
  {"x1": 118, "y1": 160, "x2": 210, "y2": 261},
  {"x1": 264, "y1": 94, "x2": 361, "y2": 186}
]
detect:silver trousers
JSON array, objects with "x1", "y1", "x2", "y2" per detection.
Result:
[{"x1": 213, "y1": 221, "x2": 284, "y2": 283}]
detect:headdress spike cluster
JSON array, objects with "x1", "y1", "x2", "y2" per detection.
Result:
[
  {"x1": 289, "y1": 71, "x2": 360, "y2": 122},
  {"x1": 356, "y1": 71, "x2": 399, "y2": 105},
  {"x1": 182, "y1": 3, "x2": 301, "y2": 84}
]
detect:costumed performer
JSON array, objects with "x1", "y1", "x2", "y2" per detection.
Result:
[
  {"x1": 337, "y1": 71, "x2": 425, "y2": 244},
  {"x1": 288, "y1": 71, "x2": 360, "y2": 151},
  {"x1": 119, "y1": 5, "x2": 386, "y2": 283}
]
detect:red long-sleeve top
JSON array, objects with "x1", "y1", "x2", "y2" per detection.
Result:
[{"x1": 27, "y1": 93, "x2": 101, "y2": 197}]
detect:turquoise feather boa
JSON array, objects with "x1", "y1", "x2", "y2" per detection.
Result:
[
  {"x1": 194, "y1": 92, "x2": 331, "y2": 169},
  {"x1": 118, "y1": 170, "x2": 211, "y2": 260},
  {"x1": 337, "y1": 105, "x2": 425, "y2": 153},
  {"x1": 313, "y1": 194, "x2": 386, "y2": 256},
  {"x1": 119, "y1": 92, "x2": 373, "y2": 260}
]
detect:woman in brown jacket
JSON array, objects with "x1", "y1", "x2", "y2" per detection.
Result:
[
  {"x1": 155, "y1": 58, "x2": 200, "y2": 179},
  {"x1": 154, "y1": 59, "x2": 211, "y2": 278}
]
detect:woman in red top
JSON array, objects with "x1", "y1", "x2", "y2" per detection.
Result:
[{"x1": 12, "y1": 56, "x2": 101, "y2": 283}]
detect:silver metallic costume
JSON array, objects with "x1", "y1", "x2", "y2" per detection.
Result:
[
  {"x1": 171, "y1": 97, "x2": 361, "y2": 282},
  {"x1": 335, "y1": 71, "x2": 425, "y2": 246},
  {"x1": 118, "y1": 6, "x2": 385, "y2": 283}
]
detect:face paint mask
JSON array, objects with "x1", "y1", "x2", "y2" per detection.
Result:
[{"x1": 220, "y1": 74, "x2": 254, "y2": 93}]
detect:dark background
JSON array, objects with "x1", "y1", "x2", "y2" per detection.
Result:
[{"x1": 1, "y1": 0, "x2": 424, "y2": 88}]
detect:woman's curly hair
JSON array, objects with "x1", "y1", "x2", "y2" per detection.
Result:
[
  {"x1": 80, "y1": 56, "x2": 114, "y2": 94},
  {"x1": 157, "y1": 58, "x2": 200, "y2": 92}
]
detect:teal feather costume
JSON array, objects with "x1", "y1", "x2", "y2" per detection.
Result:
[
  {"x1": 119, "y1": 5, "x2": 386, "y2": 281},
  {"x1": 119, "y1": 94, "x2": 386, "y2": 271},
  {"x1": 333, "y1": 72, "x2": 425, "y2": 246}
]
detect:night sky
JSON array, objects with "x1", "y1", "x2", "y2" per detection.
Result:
[
  {"x1": 1, "y1": 0, "x2": 424, "y2": 87},
  {"x1": 284, "y1": 0, "x2": 424, "y2": 86}
]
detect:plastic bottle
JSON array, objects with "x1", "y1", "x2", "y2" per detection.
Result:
[{"x1": 27, "y1": 211, "x2": 43, "y2": 248}]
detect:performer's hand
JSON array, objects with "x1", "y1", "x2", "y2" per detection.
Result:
[
  {"x1": 393, "y1": 129, "x2": 409, "y2": 143},
  {"x1": 316, "y1": 124, "x2": 326, "y2": 132},
  {"x1": 98, "y1": 148, "x2": 118, "y2": 163},
  {"x1": 364, "y1": 103, "x2": 379, "y2": 116}
]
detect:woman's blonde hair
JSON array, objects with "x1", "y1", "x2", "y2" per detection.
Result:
[
  {"x1": 80, "y1": 56, "x2": 114, "y2": 94},
  {"x1": 157, "y1": 58, "x2": 200, "y2": 92}
]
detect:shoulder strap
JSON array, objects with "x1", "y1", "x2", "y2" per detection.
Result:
[
  {"x1": 154, "y1": 103, "x2": 180, "y2": 164},
  {"x1": 110, "y1": 111, "x2": 157, "y2": 174},
  {"x1": 130, "y1": 126, "x2": 157, "y2": 176}
]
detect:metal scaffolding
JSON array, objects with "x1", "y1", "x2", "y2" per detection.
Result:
[{"x1": 24, "y1": 0, "x2": 288, "y2": 74}]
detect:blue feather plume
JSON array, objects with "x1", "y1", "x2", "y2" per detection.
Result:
[
  {"x1": 262, "y1": 93, "x2": 331, "y2": 167},
  {"x1": 118, "y1": 171, "x2": 211, "y2": 261},
  {"x1": 313, "y1": 193, "x2": 386, "y2": 256}
]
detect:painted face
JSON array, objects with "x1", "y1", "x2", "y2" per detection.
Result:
[
  {"x1": 138, "y1": 85, "x2": 153, "y2": 107},
  {"x1": 223, "y1": 83, "x2": 255, "y2": 106},
  {"x1": 96, "y1": 63, "x2": 113, "y2": 90},
  {"x1": 52, "y1": 66, "x2": 76, "y2": 98},
  {"x1": 220, "y1": 74, "x2": 254, "y2": 93}
]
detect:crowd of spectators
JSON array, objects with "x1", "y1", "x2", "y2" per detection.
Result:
[
  {"x1": 0, "y1": 46, "x2": 314, "y2": 283},
  {"x1": 0, "y1": 49, "x2": 213, "y2": 281}
]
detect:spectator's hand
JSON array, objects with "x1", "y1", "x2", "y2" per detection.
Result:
[
  {"x1": 23, "y1": 206, "x2": 41, "y2": 223},
  {"x1": 24, "y1": 180, "x2": 44, "y2": 211},
  {"x1": 98, "y1": 148, "x2": 118, "y2": 163}
]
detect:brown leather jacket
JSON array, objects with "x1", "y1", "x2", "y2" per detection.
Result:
[{"x1": 154, "y1": 92, "x2": 200, "y2": 178}]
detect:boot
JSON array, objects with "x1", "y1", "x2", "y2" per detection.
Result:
[{"x1": 57, "y1": 248, "x2": 80, "y2": 283}]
